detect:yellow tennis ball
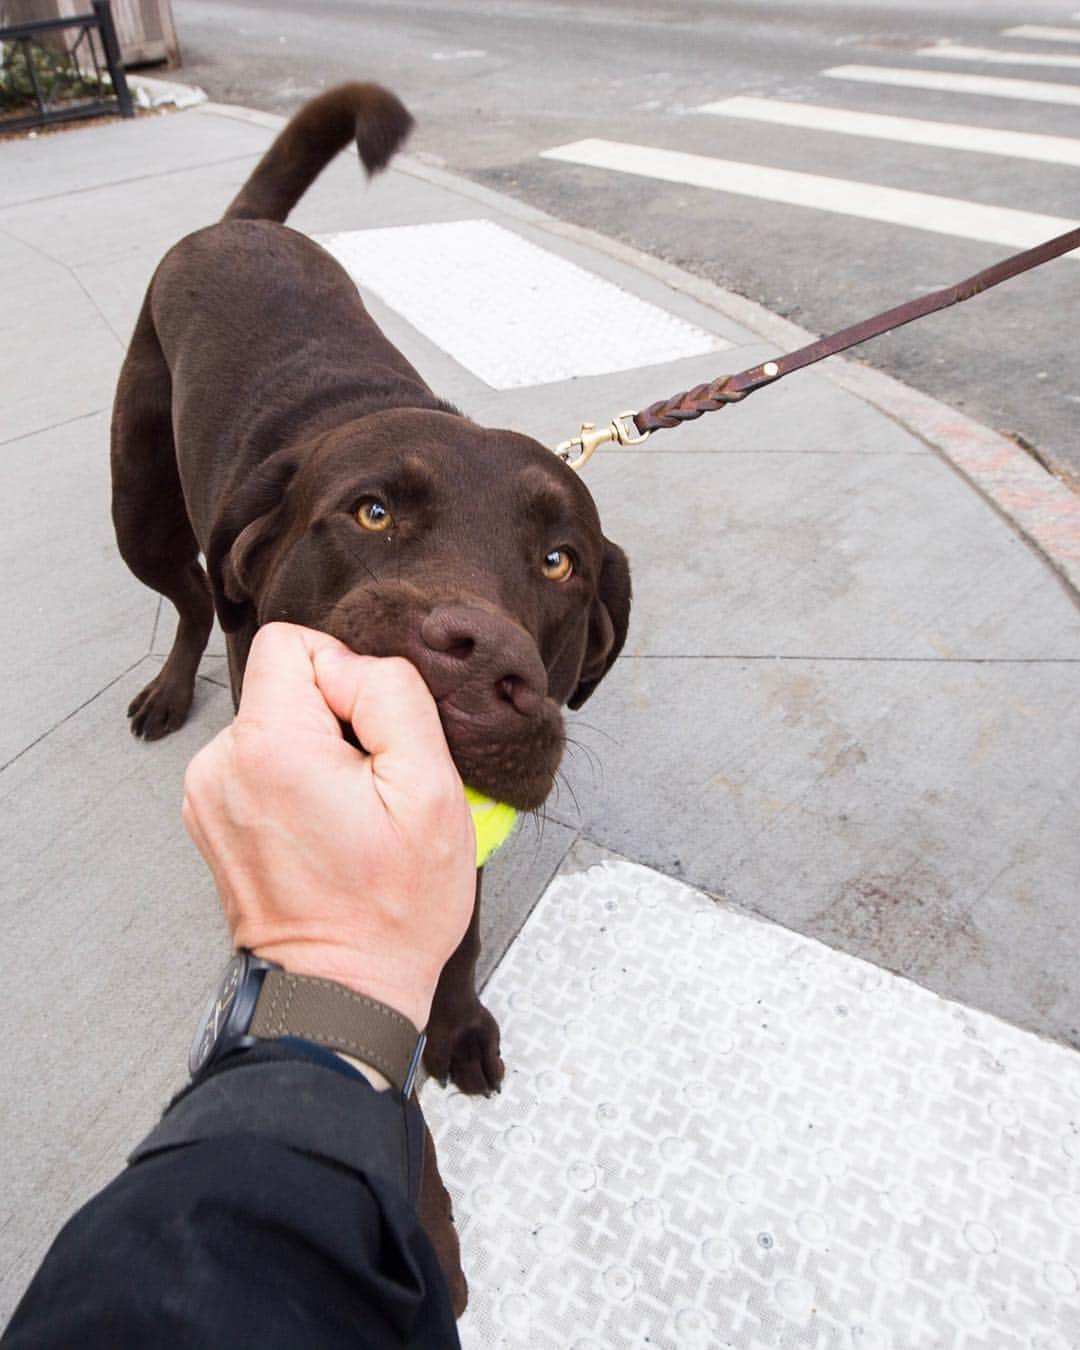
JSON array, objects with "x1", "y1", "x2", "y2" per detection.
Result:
[{"x1": 464, "y1": 786, "x2": 519, "y2": 867}]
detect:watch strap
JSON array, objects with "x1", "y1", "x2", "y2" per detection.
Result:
[{"x1": 249, "y1": 969, "x2": 424, "y2": 1095}]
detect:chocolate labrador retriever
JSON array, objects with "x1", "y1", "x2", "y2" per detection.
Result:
[{"x1": 111, "y1": 83, "x2": 630, "y2": 1311}]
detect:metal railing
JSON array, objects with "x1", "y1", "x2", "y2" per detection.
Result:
[{"x1": 0, "y1": 0, "x2": 133, "y2": 133}]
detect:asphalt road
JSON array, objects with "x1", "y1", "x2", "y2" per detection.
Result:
[{"x1": 172, "y1": 0, "x2": 1080, "y2": 487}]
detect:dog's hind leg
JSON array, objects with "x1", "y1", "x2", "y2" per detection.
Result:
[{"x1": 111, "y1": 301, "x2": 214, "y2": 739}]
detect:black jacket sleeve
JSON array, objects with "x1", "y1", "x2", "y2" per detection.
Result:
[{"x1": 2, "y1": 1042, "x2": 461, "y2": 1348}]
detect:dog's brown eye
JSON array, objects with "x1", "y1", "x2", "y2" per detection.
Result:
[
  {"x1": 355, "y1": 498, "x2": 393, "y2": 532},
  {"x1": 542, "y1": 548, "x2": 573, "y2": 582}
]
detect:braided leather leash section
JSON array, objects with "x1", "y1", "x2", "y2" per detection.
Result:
[
  {"x1": 636, "y1": 377, "x2": 750, "y2": 433},
  {"x1": 631, "y1": 224, "x2": 1080, "y2": 441}
]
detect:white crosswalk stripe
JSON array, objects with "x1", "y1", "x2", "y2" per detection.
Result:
[
  {"x1": 540, "y1": 140, "x2": 1079, "y2": 254},
  {"x1": 537, "y1": 20, "x2": 1080, "y2": 357},
  {"x1": 697, "y1": 96, "x2": 1080, "y2": 167},
  {"x1": 1002, "y1": 24, "x2": 1080, "y2": 42},
  {"x1": 916, "y1": 42, "x2": 1080, "y2": 70},
  {"x1": 824, "y1": 64, "x2": 1080, "y2": 107}
]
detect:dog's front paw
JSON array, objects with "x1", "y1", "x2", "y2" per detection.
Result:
[
  {"x1": 127, "y1": 670, "x2": 193, "y2": 740},
  {"x1": 424, "y1": 1001, "x2": 504, "y2": 1096}
]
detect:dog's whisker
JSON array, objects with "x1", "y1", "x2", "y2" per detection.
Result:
[
  {"x1": 531, "y1": 805, "x2": 547, "y2": 855},
  {"x1": 563, "y1": 736, "x2": 604, "y2": 789},
  {"x1": 513, "y1": 805, "x2": 546, "y2": 861},
  {"x1": 549, "y1": 770, "x2": 583, "y2": 824},
  {"x1": 566, "y1": 718, "x2": 621, "y2": 749},
  {"x1": 563, "y1": 733, "x2": 605, "y2": 790}
]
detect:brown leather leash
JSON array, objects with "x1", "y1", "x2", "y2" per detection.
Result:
[{"x1": 555, "y1": 224, "x2": 1080, "y2": 470}]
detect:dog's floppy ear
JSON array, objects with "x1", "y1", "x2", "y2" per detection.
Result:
[
  {"x1": 568, "y1": 538, "x2": 631, "y2": 710},
  {"x1": 205, "y1": 448, "x2": 301, "y2": 632}
]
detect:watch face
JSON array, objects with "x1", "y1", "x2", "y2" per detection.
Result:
[{"x1": 188, "y1": 954, "x2": 245, "y2": 1076}]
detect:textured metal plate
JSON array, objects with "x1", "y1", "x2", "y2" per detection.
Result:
[
  {"x1": 422, "y1": 860, "x2": 1080, "y2": 1348},
  {"x1": 315, "y1": 221, "x2": 728, "y2": 389}
]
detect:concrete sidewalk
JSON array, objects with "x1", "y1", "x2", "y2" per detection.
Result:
[{"x1": 1, "y1": 104, "x2": 1078, "y2": 1344}]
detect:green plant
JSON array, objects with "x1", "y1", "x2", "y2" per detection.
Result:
[{"x1": 0, "y1": 37, "x2": 109, "y2": 113}]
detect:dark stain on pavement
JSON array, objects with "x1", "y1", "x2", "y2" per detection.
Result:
[{"x1": 812, "y1": 859, "x2": 983, "y2": 978}]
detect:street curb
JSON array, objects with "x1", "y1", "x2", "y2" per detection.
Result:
[
  {"x1": 193, "y1": 100, "x2": 1080, "y2": 600},
  {"x1": 197, "y1": 101, "x2": 282, "y2": 130}
]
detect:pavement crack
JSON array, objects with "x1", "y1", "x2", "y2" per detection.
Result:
[
  {"x1": 0, "y1": 656, "x2": 151, "y2": 777},
  {"x1": 3, "y1": 151, "x2": 262, "y2": 210},
  {"x1": 148, "y1": 597, "x2": 163, "y2": 654},
  {"x1": 0, "y1": 407, "x2": 107, "y2": 448},
  {"x1": 0, "y1": 227, "x2": 126, "y2": 350},
  {"x1": 69, "y1": 270, "x2": 126, "y2": 349}
]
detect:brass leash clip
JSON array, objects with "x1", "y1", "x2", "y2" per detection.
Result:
[{"x1": 554, "y1": 411, "x2": 651, "y2": 472}]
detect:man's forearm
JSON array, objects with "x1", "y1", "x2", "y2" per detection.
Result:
[{"x1": 2, "y1": 1044, "x2": 460, "y2": 1349}]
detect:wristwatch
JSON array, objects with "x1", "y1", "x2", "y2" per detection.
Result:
[{"x1": 189, "y1": 950, "x2": 426, "y2": 1096}]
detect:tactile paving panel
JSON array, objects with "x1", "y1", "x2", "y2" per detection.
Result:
[
  {"x1": 421, "y1": 860, "x2": 1080, "y2": 1349},
  {"x1": 315, "y1": 220, "x2": 728, "y2": 389}
]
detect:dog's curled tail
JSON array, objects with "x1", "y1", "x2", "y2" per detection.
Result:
[{"x1": 224, "y1": 83, "x2": 413, "y2": 223}]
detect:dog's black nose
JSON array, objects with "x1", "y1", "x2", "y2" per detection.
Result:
[{"x1": 420, "y1": 605, "x2": 547, "y2": 715}]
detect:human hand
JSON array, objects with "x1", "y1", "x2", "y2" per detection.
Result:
[{"x1": 181, "y1": 623, "x2": 477, "y2": 1030}]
